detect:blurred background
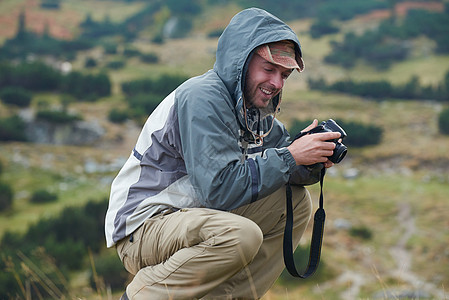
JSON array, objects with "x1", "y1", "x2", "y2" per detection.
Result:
[{"x1": 0, "y1": 0, "x2": 448, "y2": 299}]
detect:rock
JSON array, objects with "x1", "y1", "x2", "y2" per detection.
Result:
[
  {"x1": 334, "y1": 218, "x2": 352, "y2": 230},
  {"x1": 26, "y1": 120, "x2": 104, "y2": 146}
]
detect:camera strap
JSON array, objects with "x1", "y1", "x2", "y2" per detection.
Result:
[{"x1": 283, "y1": 167, "x2": 326, "y2": 278}]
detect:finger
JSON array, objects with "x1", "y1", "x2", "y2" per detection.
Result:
[
  {"x1": 323, "y1": 160, "x2": 334, "y2": 168},
  {"x1": 316, "y1": 131, "x2": 341, "y2": 141},
  {"x1": 302, "y1": 119, "x2": 318, "y2": 132}
]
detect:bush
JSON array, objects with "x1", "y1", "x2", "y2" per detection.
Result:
[
  {"x1": 123, "y1": 47, "x2": 141, "y2": 57},
  {"x1": 106, "y1": 60, "x2": 126, "y2": 70},
  {"x1": 438, "y1": 107, "x2": 449, "y2": 135},
  {"x1": 140, "y1": 52, "x2": 159, "y2": 64},
  {"x1": 108, "y1": 108, "x2": 129, "y2": 124},
  {"x1": 349, "y1": 225, "x2": 373, "y2": 240},
  {"x1": 338, "y1": 120, "x2": 383, "y2": 147},
  {"x1": 0, "y1": 115, "x2": 27, "y2": 142},
  {"x1": 310, "y1": 19, "x2": 339, "y2": 39},
  {"x1": 85, "y1": 57, "x2": 98, "y2": 68},
  {"x1": 61, "y1": 71, "x2": 111, "y2": 100},
  {"x1": 0, "y1": 87, "x2": 32, "y2": 107},
  {"x1": 0, "y1": 181, "x2": 13, "y2": 211},
  {"x1": 121, "y1": 74, "x2": 188, "y2": 97},
  {"x1": 30, "y1": 189, "x2": 58, "y2": 204},
  {"x1": 36, "y1": 110, "x2": 82, "y2": 124},
  {"x1": 103, "y1": 43, "x2": 117, "y2": 55},
  {"x1": 128, "y1": 93, "x2": 162, "y2": 118}
]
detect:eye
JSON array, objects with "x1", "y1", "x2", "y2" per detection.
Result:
[{"x1": 282, "y1": 73, "x2": 291, "y2": 80}]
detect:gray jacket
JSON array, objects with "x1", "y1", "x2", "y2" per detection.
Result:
[{"x1": 105, "y1": 8, "x2": 319, "y2": 248}]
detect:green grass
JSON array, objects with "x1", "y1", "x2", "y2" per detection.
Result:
[{"x1": 0, "y1": 143, "x2": 111, "y2": 239}]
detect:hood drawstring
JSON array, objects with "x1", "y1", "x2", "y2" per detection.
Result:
[{"x1": 242, "y1": 91, "x2": 281, "y2": 146}]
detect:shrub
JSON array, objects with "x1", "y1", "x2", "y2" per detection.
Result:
[
  {"x1": 0, "y1": 87, "x2": 32, "y2": 107},
  {"x1": 61, "y1": 71, "x2": 111, "y2": 100},
  {"x1": 108, "y1": 108, "x2": 129, "y2": 124},
  {"x1": 338, "y1": 120, "x2": 383, "y2": 147},
  {"x1": 349, "y1": 225, "x2": 373, "y2": 240},
  {"x1": 310, "y1": 19, "x2": 339, "y2": 39},
  {"x1": 121, "y1": 74, "x2": 188, "y2": 97},
  {"x1": 36, "y1": 110, "x2": 82, "y2": 124},
  {"x1": 140, "y1": 52, "x2": 159, "y2": 64},
  {"x1": 0, "y1": 181, "x2": 13, "y2": 211},
  {"x1": 438, "y1": 107, "x2": 449, "y2": 135},
  {"x1": 0, "y1": 115, "x2": 27, "y2": 142},
  {"x1": 106, "y1": 60, "x2": 126, "y2": 70},
  {"x1": 30, "y1": 189, "x2": 58, "y2": 204},
  {"x1": 103, "y1": 43, "x2": 117, "y2": 55},
  {"x1": 85, "y1": 57, "x2": 98, "y2": 68},
  {"x1": 128, "y1": 93, "x2": 162, "y2": 117},
  {"x1": 123, "y1": 47, "x2": 141, "y2": 57}
]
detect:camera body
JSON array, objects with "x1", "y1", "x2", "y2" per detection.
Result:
[{"x1": 308, "y1": 119, "x2": 348, "y2": 163}]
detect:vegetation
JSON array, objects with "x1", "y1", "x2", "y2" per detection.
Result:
[
  {"x1": 308, "y1": 70, "x2": 449, "y2": 101},
  {"x1": 0, "y1": 199, "x2": 109, "y2": 298},
  {"x1": 121, "y1": 74, "x2": 189, "y2": 121},
  {"x1": 438, "y1": 106, "x2": 449, "y2": 135},
  {"x1": 0, "y1": 181, "x2": 13, "y2": 211},
  {"x1": 29, "y1": 189, "x2": 58, "y2": 204},
  {"x1": 325, "y1": 3, "x2": 449, "y2": 69},
  {"x1": 0, "y1": 87, "x2": 32, "y2": 107},
  {"x1": 0, "y1": 115, "x2": 27, "y2": 142},
  {"x1": 0, "y1": 61, "x2": 111, "y2": 101}
]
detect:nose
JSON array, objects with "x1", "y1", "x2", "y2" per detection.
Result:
[{"x1": 270, "y1": 72, "x2": 284, "y2": 90}]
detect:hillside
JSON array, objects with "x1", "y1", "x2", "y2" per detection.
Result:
[{"x1": 0, "y1": 1, "x2": 448, "y2": 299}]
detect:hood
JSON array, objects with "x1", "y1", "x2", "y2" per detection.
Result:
[{"x1": 213, "y1": 8, "x2": 303, "y2": 135}]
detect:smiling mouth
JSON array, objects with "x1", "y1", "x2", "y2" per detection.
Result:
[{"x1": 260, "y1": 87, "x2": 274, "y2": 97}]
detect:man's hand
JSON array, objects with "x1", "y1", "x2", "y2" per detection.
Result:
[{"x1": 287, "y1": 119, "x2": 341, "y2": 168}]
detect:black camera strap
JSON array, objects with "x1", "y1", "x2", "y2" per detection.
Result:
[{"x1": 283, "y1": 167, "x2": 326, "y2": 278}]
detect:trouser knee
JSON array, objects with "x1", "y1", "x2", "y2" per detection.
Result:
[{"x1": 228, "y1": 217, "x2": 263, "y2": 265}]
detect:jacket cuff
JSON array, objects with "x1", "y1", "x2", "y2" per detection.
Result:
[{"x1": 276, "y1": 147, "x2": 297, "y2": 172}]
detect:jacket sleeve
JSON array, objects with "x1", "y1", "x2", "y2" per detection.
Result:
[
  {"x1": 271, "y1": 118, "x2": 322, "y2": 186},
  {"x1": 176, "y1": 86, "x2": 297, "y2": 211}
]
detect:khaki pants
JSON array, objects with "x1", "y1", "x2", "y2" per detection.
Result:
[{"x1": 116, "y1": 186, "x2": 312, "y2": 300}]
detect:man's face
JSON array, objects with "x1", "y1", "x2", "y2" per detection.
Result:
[{"x1": 244, "y1": 53, "x2": 293, "y2": 109}]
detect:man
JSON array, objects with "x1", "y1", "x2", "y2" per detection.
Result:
[{"x1": 105, "y1": 7, "x2": 340, "y2": 299}]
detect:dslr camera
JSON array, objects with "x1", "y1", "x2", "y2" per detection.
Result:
[{"x1": 308, "y1": 119, "x2": 347, "y2": 163}]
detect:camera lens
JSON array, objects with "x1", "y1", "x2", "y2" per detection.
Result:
[{"x1": 331, "y1": 143, "x2": 347, "y2": 163}]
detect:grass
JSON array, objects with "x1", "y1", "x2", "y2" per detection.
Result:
[{"x1": 0, "y1": 143, "x2": 111, "y2": 238}]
